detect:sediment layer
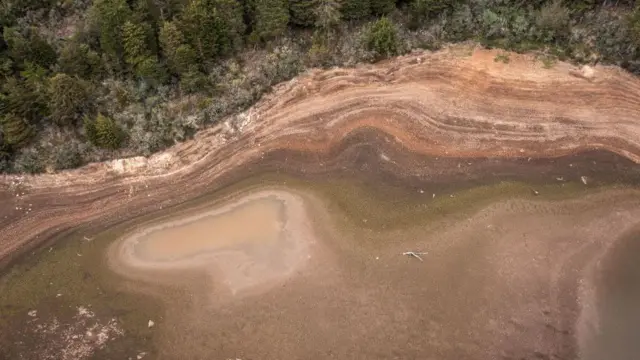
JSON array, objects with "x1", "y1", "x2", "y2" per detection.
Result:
[{"x1": 2, "y1": 45, "x2": 640, "y2": 267}]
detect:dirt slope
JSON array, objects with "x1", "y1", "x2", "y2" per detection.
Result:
[{"x1": 1, "y1": 45, "x2": 640, "y2": 266}]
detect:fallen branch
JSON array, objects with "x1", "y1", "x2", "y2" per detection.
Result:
[{"x1": 403, "y1": 251, "x2": 428, "y2": 262}]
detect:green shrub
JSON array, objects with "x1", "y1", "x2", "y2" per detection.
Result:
[
  {"x1": 48, "y1": 73, "x2": 91, "y2": 125},
  {"x1": 53, "y1": 142, "x2": 83, "y2": 170},
  {"x1": 631, "y1": 4, "x2": 640, "y2": 44},
  {"x1": 341, "y1": 0, "x2": 371, "y2": 20},
  {"x1": 13, "y1": 148, "x2": 45, "y2": 174},
  {"x1": 0, "y1": 113, "x2": 33, "y2": 148},
  {"x1": 409, "y1": 0, "x2": 450, "y2": 30},
  {"x1": 494, "y1": 52, "x2": 510, "y2": 63},
  {"x1": 84, "y1": 113, "x2": 124, "y2": 149},
  {"x1": 365, "y1": 17, "x2": 399, "y2": 59},
  {"x1": 535, "y1": 0, "x2": 570, "y2": 43},
  {"x1": 370, "y1": 0, "x2": 396, "y2": 16}
]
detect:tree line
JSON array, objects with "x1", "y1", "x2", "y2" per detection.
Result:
[{"x1": 1, "y1": 0, "x2": 640, "y2": 172}]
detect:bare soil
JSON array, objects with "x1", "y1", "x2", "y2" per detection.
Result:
[{"x1": 3, "y1": 46, "x2": 640, "y2": 266}]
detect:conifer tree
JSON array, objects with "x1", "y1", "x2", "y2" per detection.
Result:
[
  {"x1": 89, "y1": 0, "x2": 132, "y2": 61},
  {"x1": 49, "y1": 74, "x2": 90, "y2": 126},
  {"x1": 86, "y1": 113, "x2": 123, "y2": 149},
  {"x1": 314, "y1": 0, "x2": 340, "y2": 32},
  {"x1": 0, "y1": 113, "x2": 33, "y2": 148},
  {"x1": 180, "y1": 0, "x2": 244, "y2": 60},
  {"x1": 160, "y1": 21, "x2": 197, "y2": 74},
  {"x1": 58, "y1": 41, "x2": 102, "y2": 79},
  {"x1": 122, "y1": 20, "x2": 152, "y2": 67},
  {"x1": 3, "y1": 26, "x2": 57, "y2": 69},
  {"x1": 370, "y1": 0, "x2": 395, "y2": 16},
  {"x1": 340, "y1": 0, "x2": 370, "y2": 20},
  {"x1": 253, "y1": 0, "x2": 290, "y2": 40},
  {"x1": 289, "y1": 0, "x2": 317, "y2": 27}
]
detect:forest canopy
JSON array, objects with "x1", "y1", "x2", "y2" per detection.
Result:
[{"x1": 1, "y1": 0, "x2": 639, "y2": 173}]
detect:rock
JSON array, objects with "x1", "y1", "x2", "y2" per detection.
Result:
[
  {"x1": 137, "y1": 352, "x2": 147, "y2": 359},
  {"x1": 581, "y1": 176, "x2": 588, "y2": 185},
  {"x1": 28, "y1": 310, "x2": 37, "y2": 317},
  {"x1": 581, "y1": 65, "x2": 595, "y2": 79},
  {"x1": 148, "y1": 320, "x2": 155, "y2": 328}
]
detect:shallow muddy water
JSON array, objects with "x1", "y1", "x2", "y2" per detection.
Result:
[
  {"x1": 135, "y1": 197, "x2": 285, "y2": 262},
  {"x1": 112, "y1": 191, "x2": 314, "y2": 294},
  {"x1": 2, "y1": 151, "x2": 640, "y2": 360},
  {"x1": 582, "y1": 229, "x2": 640, "y2": 360}
]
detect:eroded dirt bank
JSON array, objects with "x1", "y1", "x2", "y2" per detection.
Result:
[
  {"x1": 2, "y1": 46, "x2": 640, "y2": 360},
  {"x1": 2, "y1": 46, "x2": 640, "y2": 267}
]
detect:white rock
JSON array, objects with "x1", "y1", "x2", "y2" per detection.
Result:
[
  {"x1": 148, "y1": 320, "x2": 155, "y2": 328},
  {"x1": 28, "y1": 310, "x2": 37, "y2": 317}
]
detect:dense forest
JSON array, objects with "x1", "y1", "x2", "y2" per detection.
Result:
[{"x1": 1, "y1": 0, "x2": 639, "y2": 173}]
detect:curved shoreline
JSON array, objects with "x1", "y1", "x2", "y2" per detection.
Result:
[
  {"x1": 3, "y1": 47, "x2": 640, "y2": 268},
  {"x1": 1, "y1": 46, "x2": 640, "y2": 359}
]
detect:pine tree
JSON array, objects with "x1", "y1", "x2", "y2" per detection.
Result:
[
  {"x1": 0, "y1": 113, "x2": 33, "y2": 148},
  {"x1": 160, "y1": 21, "x2": 197, "y2": 74},
  {"x1": 370, "y1": 0, "x2": 395, "y2": 16},
  {"x1": 3, "y1": 26, "x2": 57, "y2": 69},
  {"x1": 122, "y1": 20, "x2": 152, "y2": 67},
  {"x1": 58, "y1": 41, "x2": 103, "y2": 79},
  {"x1": 2, "y1": 64, "x2": 50, "y2": 123},
  {"x1": 180, "y1": 0, "x2": 245, "y2": 61},
  {"x1": 89, "y1": 0, "x2": 132, "y2": 61},
  {"x1": 340, "y1": 0, "x2": 370, "y2": 20},
  {"x1": 49, "y1": 74, "x2": 90, "y2": 126},
  {"x1": 159, "y1": 21, "x2": 184, "y2": 58},
  {"x1": 135, "y1": 56, "x2": 167, "y2": 84},
  {"x1": 289, "y1": 0, "x2": 317, "y2": 27},
  {"x1": 253, "y1": 0, "x2": 290, "y2": 40},
  {"x1": 87, "y1": 113, "x2": 123, "y2": 149},
  {"x1": 630, "y1": 3, "x2": 640, "y2": 44},
  {"x1": 314, "y1": 0, "x2": 341, "y2": 32},
  {"x1": 173, "y1": 45, "x2": 198, "y2": 74}
]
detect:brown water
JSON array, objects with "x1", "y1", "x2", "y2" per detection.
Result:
[
  {"x1": 112, "y1": 190, "x2": 315, "y2": 294},
  {"x1": 135, "y1": 197, "x2": 285, "y2": 262},
  {"x1": 582, "y1": 230, "x2": 640, "y2": 360}
]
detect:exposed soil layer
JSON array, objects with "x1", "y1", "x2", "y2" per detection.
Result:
[
  {"x1": 3, "y1": 46, "x2": 640, "y2": 267},
  {"x1": 1, "y1": 46, "x2": 640, "y2": 360}
]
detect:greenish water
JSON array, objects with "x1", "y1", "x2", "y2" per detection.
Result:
[{"x1": 0, "y1": 172, "x2": 616, "y2": 359}]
